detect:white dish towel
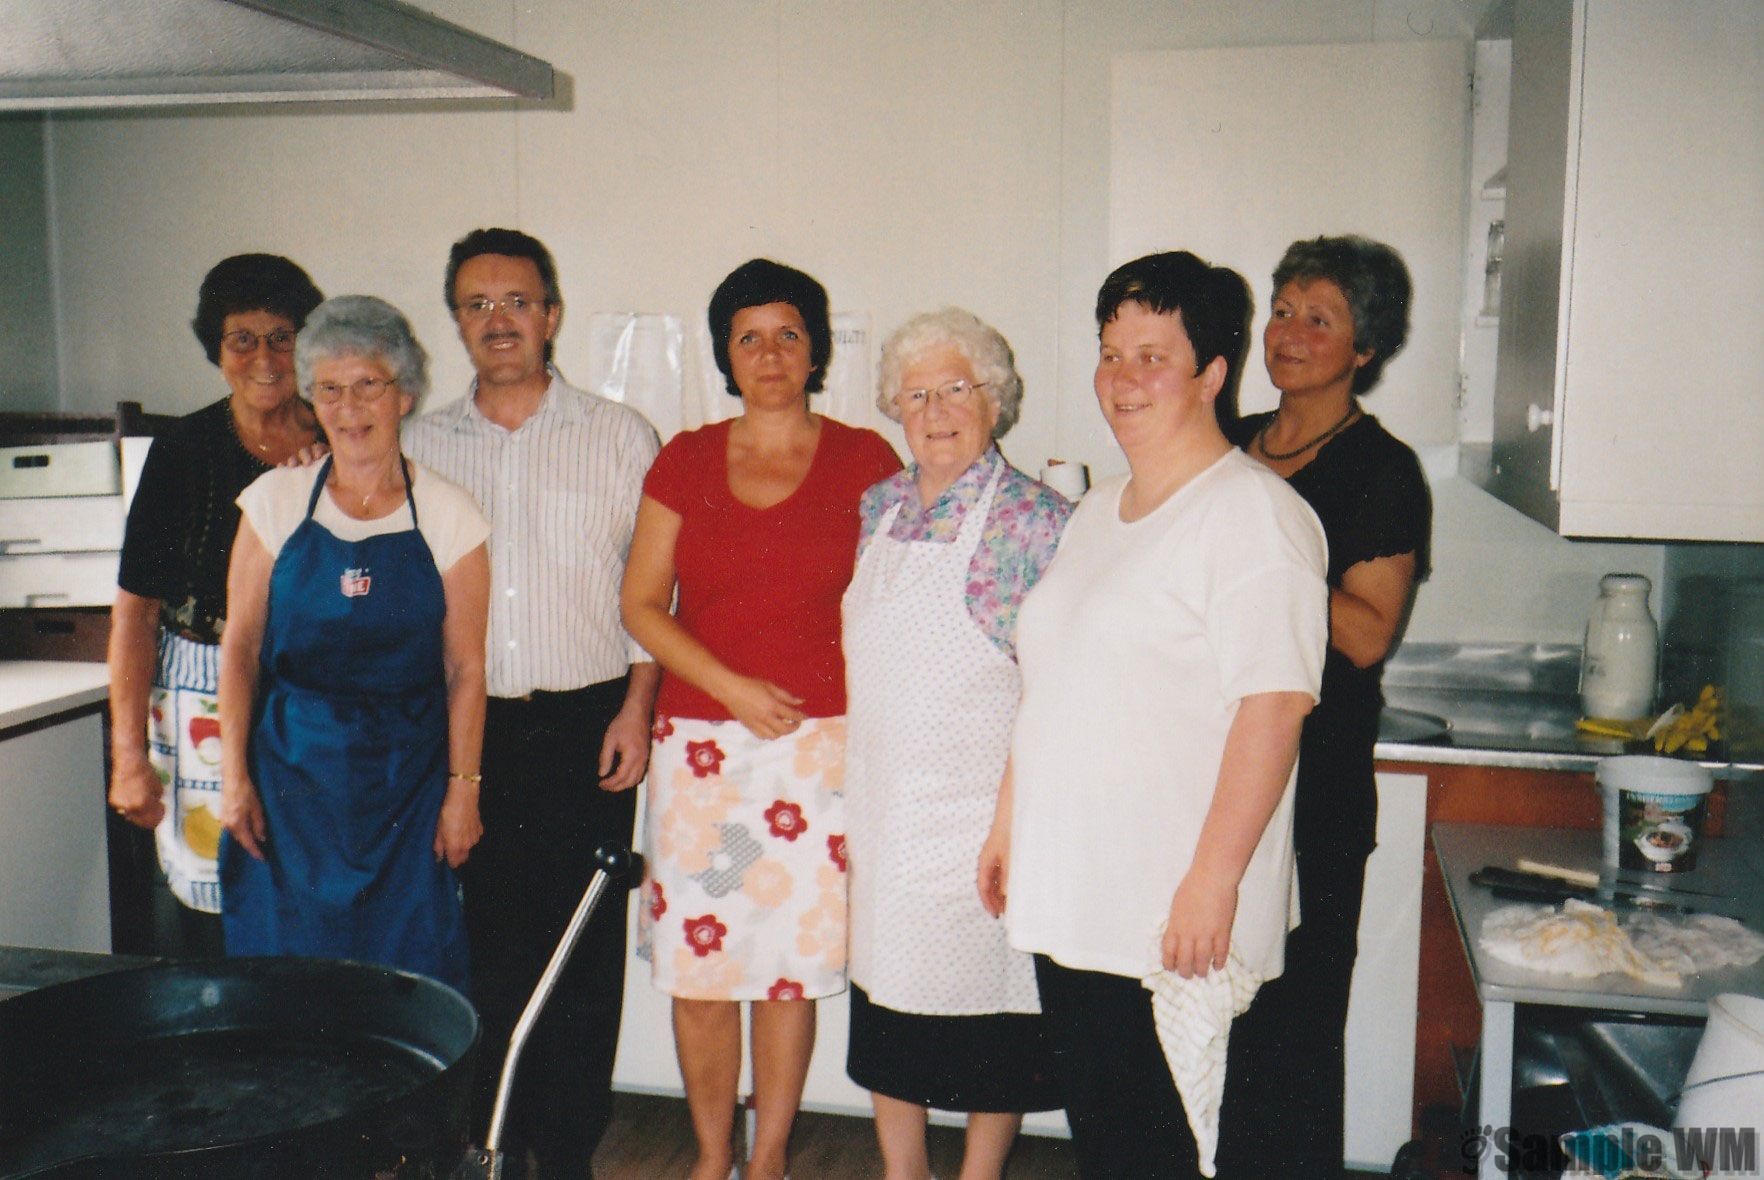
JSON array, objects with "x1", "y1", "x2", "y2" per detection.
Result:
[{"x1": 1141, "y1": 949, "x2": 1264, "y2": 1177}]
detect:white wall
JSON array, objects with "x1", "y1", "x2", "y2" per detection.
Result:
[
  {"x1": 0, "y1": 115, "x2": 59, "y2": 411},
  {"x1": 1408, "y1": 449, "x2": 1666, "y2": 645},
  {"x1": 1109, "y1": 39, "x2": 1472, "y2": 446},
  {"x1": 28, "y1": 0, "x2": 1663, "y2": 646}
]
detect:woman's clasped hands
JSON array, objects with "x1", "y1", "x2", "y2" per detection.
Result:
[{"x1": 723, "y1": 673, "x2": 805, "y2": 741}]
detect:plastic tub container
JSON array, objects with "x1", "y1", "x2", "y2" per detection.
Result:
[
  {"x1": 1594, "y1": 755, "x2": 1714, "y2": 873},
  {"x1": 1674, "y1": 993, "x2": 1764, "y2": 1175}
]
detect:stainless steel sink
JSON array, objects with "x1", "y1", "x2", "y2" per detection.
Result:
[
  {"x1": 1378, "y1": 706, "x2": 1451, "y2": 743},
  {"x1": 1383, "y1": 686, "x2": 1585, "y2": 743},
  {"x1": 1515, "y1": 1008, "x2": 1705, "y2": 1129}
]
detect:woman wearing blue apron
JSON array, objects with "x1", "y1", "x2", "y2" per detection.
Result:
[{"x1": 217, "y1": 296, "x2": 491, "y2": 992}]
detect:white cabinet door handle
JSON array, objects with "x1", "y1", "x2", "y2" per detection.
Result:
[{"x1": 1526, "y1": 403, "x2": 1555, "y2": 433}]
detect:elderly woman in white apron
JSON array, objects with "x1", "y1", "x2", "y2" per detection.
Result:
[{"x1": 843, "y1": 308, "x2": 1072, "y2": 1180}]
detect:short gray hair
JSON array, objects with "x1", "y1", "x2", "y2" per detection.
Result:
[
  {"x1": 295, "y1": 295, "x2": 430, "y2": 401},
  {"x1": 876, "y1": 307, "x2": 1023, "y2": 438}
]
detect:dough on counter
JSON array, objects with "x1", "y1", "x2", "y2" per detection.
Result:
[
  {"x1": 1622, "y1": 910, "x2": 1764, "y2": 975},
  {"x1": 1479, "y1": 900, "x2": 1682, "y2": 988}
]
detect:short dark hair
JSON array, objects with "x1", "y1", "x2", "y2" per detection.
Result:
[
  {"x1": 1272, "y1": 235, "x2": 1411, "y2": 393},
  {"x1": 1094, "y1": 250, "x2": 1254, "y2": 430},
  {"x1": 445, "y1": 227, "x2": 562, "y2": 364},
  {"x1": 190, "y1": 254, "x2": 323, "y2": 366},
  {"x1": 707, "y1": 259, "x2": 833, "y2": 397},
  {"x1": 444, "y1": 227, "x2": 561, "y2": 309}
]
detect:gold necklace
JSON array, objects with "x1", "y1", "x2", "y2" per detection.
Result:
[
  {"x1": 338, "y1": 457, "x2": 400, "y2": 514},
  {"x1": 229, "y1": 406, "x2": 273, "y2": 455},
  {"x1": 1256, "y1": 405, "x2": 1360, "y2": 462}
]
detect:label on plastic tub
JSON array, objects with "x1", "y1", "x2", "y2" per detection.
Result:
[{"x1": 1618, "y1": 789, "x2": 1707, "y2": 873}]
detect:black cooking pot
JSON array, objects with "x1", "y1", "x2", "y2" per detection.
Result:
[{"x1": 0, "y1": 956, "x2": 478, "y2": 1178}]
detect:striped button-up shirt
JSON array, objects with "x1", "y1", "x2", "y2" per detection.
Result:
[{"x1": 403, "y1": 371, "x2": 660, "y2": 698}]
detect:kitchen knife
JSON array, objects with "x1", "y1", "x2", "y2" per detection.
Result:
[
  {"x1": 1470, "y1": 866, "x2": 1735, "y2": 918},
  {"x1": 1515, "y1": 857, "x2": 1735, "y2": 901}
]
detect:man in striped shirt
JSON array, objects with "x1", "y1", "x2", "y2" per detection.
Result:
[{"x1": 404, "y1": 227, "x2": 661, "y2": 1177}]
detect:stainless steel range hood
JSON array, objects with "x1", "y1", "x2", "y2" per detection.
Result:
[{"x1": 0, "y1": 0, "x2": 555, "y2": 110}]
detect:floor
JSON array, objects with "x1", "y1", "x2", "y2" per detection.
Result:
[
  {"x1": 590, "y1": 1092, "x2": 1078, "y2": 1179},
  {"x1": 589, "y1": 1092, "x2": 1396, "y2": 1178}
]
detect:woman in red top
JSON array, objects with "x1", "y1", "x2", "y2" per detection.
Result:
[{"x1": 622, "y1": 258, "x2": 901, "y2": 1180}]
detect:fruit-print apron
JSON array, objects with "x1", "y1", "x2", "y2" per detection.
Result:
[
  {"x1": 842, "y1": 467, "x2": 1040, "y2": 1015},
  {"x1": 148, "y1": 632, "x2": 224, "y2": 912},
  {"x1": 220, "y1": 458, "x2": 467, "y2": 990}
]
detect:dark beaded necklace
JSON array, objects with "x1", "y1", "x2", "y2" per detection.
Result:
[{"x1": 1255, "y1": 405, "x2": 1360, "y2": 462}]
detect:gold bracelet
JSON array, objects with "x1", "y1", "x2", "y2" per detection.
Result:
[{"x1": 449, "y1": 771, "x2": 482, "y2": 783}]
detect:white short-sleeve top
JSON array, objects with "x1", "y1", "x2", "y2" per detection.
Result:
[
  {"x1": 236, "y1": 459, "x2": 490, "y2": 573},
  {"x1": 1005, "y1": 450, "x2": 1329, "y2": 980}
]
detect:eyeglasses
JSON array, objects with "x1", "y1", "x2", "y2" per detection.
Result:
[
  {"x1": 221, "y1": 328, "x2": 297, "y2": 354},
  {"x1": 311, "y1": 376, "x2": 398, "y2": 404},
  {"x1": 455, "y1": 295, "x2": 549, "y2": 321},
  {"x1": 896, "y1": 379, "x2": 988, "y2": 413}
]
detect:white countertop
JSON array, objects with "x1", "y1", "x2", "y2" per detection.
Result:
[{"x1": 0, "y1": 661, "x2": 109, "y2": 731}]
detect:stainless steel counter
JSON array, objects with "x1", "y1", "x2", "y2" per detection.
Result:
[
  {"x1": 1435, "y1": 821, "x2": 1764, "y2": 1180},
  {"x1": 1373, "y1": 642, "x2": 1764, "y2": 777}
]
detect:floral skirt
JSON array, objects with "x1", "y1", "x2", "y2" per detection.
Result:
[{"x1": 638, "y1": 715, "x2": 849, "y2": 1001}]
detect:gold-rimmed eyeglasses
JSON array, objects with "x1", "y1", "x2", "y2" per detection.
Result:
[
  {"x1": 221, "y1": 328, "x2": 297, "y2": 354},
  {"x1": 896, "y1": 379, "x2": 988, "y2": 413},
  {"x1": 311, "y1": 376, "x2": 398, "y2": 405},
  {"x1": 454, "y1": 295, "x2": 549, "y2": 321}
]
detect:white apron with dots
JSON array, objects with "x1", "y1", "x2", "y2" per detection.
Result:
[{"x1": 842, "y1": 468, "x2": 1040, "y2": 1015}]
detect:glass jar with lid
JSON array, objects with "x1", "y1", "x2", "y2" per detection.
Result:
[{"x1": 1580, "y1": 573, "x2": 1659, "y2": 721}]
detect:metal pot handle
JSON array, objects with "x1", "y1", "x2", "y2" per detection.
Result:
[{"x1": 483, "y1": 842, "x2": 642, "y2": 1157}]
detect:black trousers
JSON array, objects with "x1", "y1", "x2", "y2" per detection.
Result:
[
  {"x1": 1033, "y1": 954, "x2": 1202, "y2": 1180},
  {"x1": 148, "y1": 873, "x2": 226, "y2": 959},
  {"x1": 1214, "y1": 842, "x2": 1373, "y2": 1180},
  {"x1": 462, "y1": 680, "x2": 637, "y2": 1177}
]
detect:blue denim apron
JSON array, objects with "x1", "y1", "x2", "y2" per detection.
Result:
[{"x1": 221, "y1": 457, "x2": 467, "y2": 990}]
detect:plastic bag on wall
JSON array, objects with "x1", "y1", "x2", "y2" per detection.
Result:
[{"x1": 583, "y1": 312, "x2": 685, "y2": 439}]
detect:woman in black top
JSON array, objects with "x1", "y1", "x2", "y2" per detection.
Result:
[
  {"x1": 1217, "y1": 235, "x2": 1431, "y2": 1179},
  {"x1": 107, "y1": 254, "x2": 323, "y2": 956}
]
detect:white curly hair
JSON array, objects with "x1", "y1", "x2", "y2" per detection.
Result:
[{"x1": 875, "y1": 307, "x2": 1022, "y2": 438}]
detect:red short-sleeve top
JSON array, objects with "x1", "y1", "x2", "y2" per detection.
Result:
[{"x1": 644, "y1": 416, "x2": 902, "y2": 720}]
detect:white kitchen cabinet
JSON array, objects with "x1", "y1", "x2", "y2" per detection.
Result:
[
  {"x1": 0, "y1": 662, "x2": 112, "y2": 953},
  {"x1": 1476, "y1": 0, "x2": 1764, "y2": 541},
  {"x1": 1344, "y1": 770, "x2": 1426, "y2": 1170},
  {"x1": 0, "y1": 495, "x2": 125, "y2": 554}
]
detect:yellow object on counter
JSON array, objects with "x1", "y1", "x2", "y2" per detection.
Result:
[
  {"x1": 1651, "y1": 684, "x2": 1722, "y2": 754},
  {"x1": 1576, "y1": 716, "x2": 1650, "y2": 741},
  {"x1": 1576, "y1": 685, "x2": 1725, "y2": 754}
]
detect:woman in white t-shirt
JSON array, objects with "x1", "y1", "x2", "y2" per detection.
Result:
[
  {"x1": 978, "y1": 252, "x2": 1328, "y2": 1177},
  {"x1": 216, "y1": 295, "x2": 491, "y2": 990}
]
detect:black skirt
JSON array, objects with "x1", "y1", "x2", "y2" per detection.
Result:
[{"x1": 845, "y1": 984, "x2": 1063, "y2": 1113}]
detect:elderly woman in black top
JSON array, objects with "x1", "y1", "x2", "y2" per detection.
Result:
[
  {"x1": 1217, "y1": 235, "x2": 1431, "y2": 1179},
  {"x1": 108, "y1": 254, "x2": 324, "y2": 957}
]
